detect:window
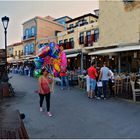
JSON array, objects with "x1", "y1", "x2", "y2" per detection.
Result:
[
  {"x1": 31, "y1": 26, "x2": 35, "y2": 36},
  {"x1": 30, "y1": 43, "x2": 35, "y2": 53},
  {"x1": 94, "y1": 28, "x2": 99, "y2": 42},
  {"x1": 24, "y1": 45, "x2": 29, "y2": 55},
  {"x1": 25, "y1": 29, "x2": 29, "y2": 38},
  {"x1": 64, "y1": 39, "x2": 68, "y2": 49},
  {"x1": 86, "y1": 31, "x2": 91, "y2": 42},
  {"x1": 21, "y1": 50, "x2": 23, "y2": 55},
  {"x1": 79, "y1": 32, "x2": 84, "y2": 44},
  {"x1": 19, "y1": 50, "x2": 21, "y2": 57},
  {"x1": 69, "y1": 24, "x2": 73, "y2": 29},
  {"x1": 15, "y1": 51, "x2": 17, "y2": 56},
  {"x1": 69, "y1": 38, "x2": 74, "y2": 49}
]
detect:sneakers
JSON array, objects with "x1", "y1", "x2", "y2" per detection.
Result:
[
  {"x1": 40, "y1": 107, "x2": 43, "y2": 112},
  {"x1": 47, "y1": 112, "x2": 52, "y2": 117}
]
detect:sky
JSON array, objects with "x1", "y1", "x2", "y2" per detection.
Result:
[{"x1": 0, "y1": 0, "x2": 99, "y2": 48}]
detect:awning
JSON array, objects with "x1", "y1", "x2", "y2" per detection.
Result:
[
  {"x1": 88, "y1": 45, "x2": 140, "y2": 55},
  {"x1": 7, "y1": 57, "x2": 22, "y2": 63},
  {"x1": 66, "y1": 53, "x2": 79, "y2": 58}
]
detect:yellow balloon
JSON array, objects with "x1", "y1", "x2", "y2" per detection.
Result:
[{"x1": 54, "y1": 63, "x2": 60, "y2": 72}]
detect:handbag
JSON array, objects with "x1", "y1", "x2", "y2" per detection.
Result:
[{"x1": 97, "y1": 81, "x2": 103, "y2": 87}]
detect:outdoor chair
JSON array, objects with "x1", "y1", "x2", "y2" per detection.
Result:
[
  {"x1": 123, "y1": 76, "x2": 131, "y2": 93},
  {"x1": 114, "y1": 78, "x2": 123, "y2": 96},
  {"x1": 130, "y1": 80, "x2": 140, "y2": 102}
]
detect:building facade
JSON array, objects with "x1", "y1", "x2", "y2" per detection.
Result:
[
  {"x1": 57, "y1": 13, "x2": 99, "y2": 70},
  {"x1": 99, "y1": 0, "x2": 140, "y2": 47},
  {"x1": 13, "y1": 42, "x2": 23, "y2": 59},
  {"x1": 7, "y1": 44, "x2": 14, "y2": 58},
  {"x1": 22, "y1": 16, "x2": 65, "y2": 60},
  {"x1": 89, "y1": 0, "x2": 140, "y2": 73},
  {"x1": 7, "y1": 42, "x2": 23, "y2": 63},
  {"x1": 54, "y1": 16, "x2": 72, "y2": 30}
]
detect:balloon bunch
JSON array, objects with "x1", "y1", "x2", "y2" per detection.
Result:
[{"x1": 34, "y1": 42, "x2": 67, "y2": 78}]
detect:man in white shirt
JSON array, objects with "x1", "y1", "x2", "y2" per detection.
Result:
[{"x1": 99, "y1": 62, "x2": 110, "y2": 99}]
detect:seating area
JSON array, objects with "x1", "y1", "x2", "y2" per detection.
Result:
[{"x1": 76, "y1": 73, "x2": 140, "y2": 102}]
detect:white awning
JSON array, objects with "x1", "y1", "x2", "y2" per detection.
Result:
[
  {"x1": 66, "y1": 53, "x2": 79, "y2": 58},
  {"x1": 89, "y1": 45, "x2": 140, "y2": 55}
]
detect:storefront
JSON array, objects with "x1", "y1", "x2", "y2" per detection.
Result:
[{"x1": 89, "y1": 43, "x2": 140, "y2": 73}]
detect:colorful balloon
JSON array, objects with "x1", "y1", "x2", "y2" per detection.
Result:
[
  {"x1": 34, "y1": 43, "x2": 62, "y2": 77},
  {"x1": 34, "y1": 69, "x2": 41, "y2": 78}
]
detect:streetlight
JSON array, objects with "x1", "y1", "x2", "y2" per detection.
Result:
[{"x1": 1, "y1": 16, "x2": 9, "y2": 80}]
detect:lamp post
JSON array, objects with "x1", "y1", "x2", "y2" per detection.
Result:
[{"x1": 1, "y1": 16, "x2": 9, "y2": 80}]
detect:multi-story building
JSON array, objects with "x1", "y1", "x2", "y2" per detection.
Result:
[
  {"x1": 54, "y1": 16, "x2": 72, "y2": 30},
  {"x1": 7, "y1": 44, "x2": 14, "y2": 58},
  {"x1": 57, "y1": 13, "x2": 99, "y2": 70},
  {"x1": 13, "y1": 42, "x2": 23, "y2": 59},
  {"x1": 89, "y1": 0, "x2": 140, "y2": 73},
  {"x1": 7, "y1": 42, "x2": 23, "y2": 63},
  {"x1": 22, "y1": 16, "x2": 65, "y2": 60}
]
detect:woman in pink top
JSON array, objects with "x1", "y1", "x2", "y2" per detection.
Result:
[{"x1": 38, "y1": 68, "x2": 53, "y2": 117}]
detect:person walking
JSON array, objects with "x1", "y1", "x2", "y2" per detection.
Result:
[
  {"x1": 87, "y1": 62, "x2": 98, "y2": 99},
  {"x1": 38, "y1": 68, "x2": 53, "y2": 117},
  {"x1": 99, "y1": 62, "x2": 111, "y2": 99},
  {"x1": 60, "y1": 68, "x2": 69, "y2": 90}
]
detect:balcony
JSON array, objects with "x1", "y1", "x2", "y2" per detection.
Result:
[
  {"x1": 23, "y1": 35, "x2": 36, "y2": 41},
  {"x1": 84, "y1": 42, "x2": 93, "y2": 47},
  {"x1": 67, "y1": 29, "x2": 74, "y2": 34},
  {"x1": 63, "y1": 42, "x2": 74, "y2": 50}
]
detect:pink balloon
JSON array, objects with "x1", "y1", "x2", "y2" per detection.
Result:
[
  {"x1": 53, "y1": 69, "x2": 59, "y2": 77},
  {"x1": 60, "y1": 51, "x2": 67, "y2": 67}
]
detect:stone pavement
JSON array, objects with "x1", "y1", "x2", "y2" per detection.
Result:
[{"x1": 1, "y1": 74, "x2": 140, "y2": 139}]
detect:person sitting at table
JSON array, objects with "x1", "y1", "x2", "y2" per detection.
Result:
[{"x1": 76, "y1": 67, "x2": 81, "y2": 75}]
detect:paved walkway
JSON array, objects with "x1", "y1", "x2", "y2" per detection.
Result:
[{"x1": 1, "y1": 74, "x2": 140, "y2": 139}]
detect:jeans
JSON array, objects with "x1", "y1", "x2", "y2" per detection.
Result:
[
  {"x1": 102, "y1": 80, "x2": 108, "y2": 98},
  {"x1": 61, "y1": 76, "x2": 69, "y2": 89},
  {"x1": 97, "y1": 87, "x2": 102, "y2": 97},
  {"x1": 39, "y1": 93, "x2": 50, "y2": 112}
]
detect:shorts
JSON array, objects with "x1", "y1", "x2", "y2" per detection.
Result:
[{"x1": 89, "y1": 78, "x2": 96, "y2": 91}]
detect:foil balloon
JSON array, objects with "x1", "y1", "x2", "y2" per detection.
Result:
[
  {"x1": 53, "y1": 59, "x2": 61, "y2": 72},
  {"x1": 34, "y1": 57, "x2": 44, "y2": 69},
  {"x1": 38, "y1": 46, "x2": 50, "y2": 58},
  {"x1": 34, "y1": 69, "x2": 41, "y2": 78}
]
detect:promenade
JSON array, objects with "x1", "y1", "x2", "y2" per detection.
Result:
[{"x1": 0, "y1": 74, "x2": 140, "y2": 139}]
